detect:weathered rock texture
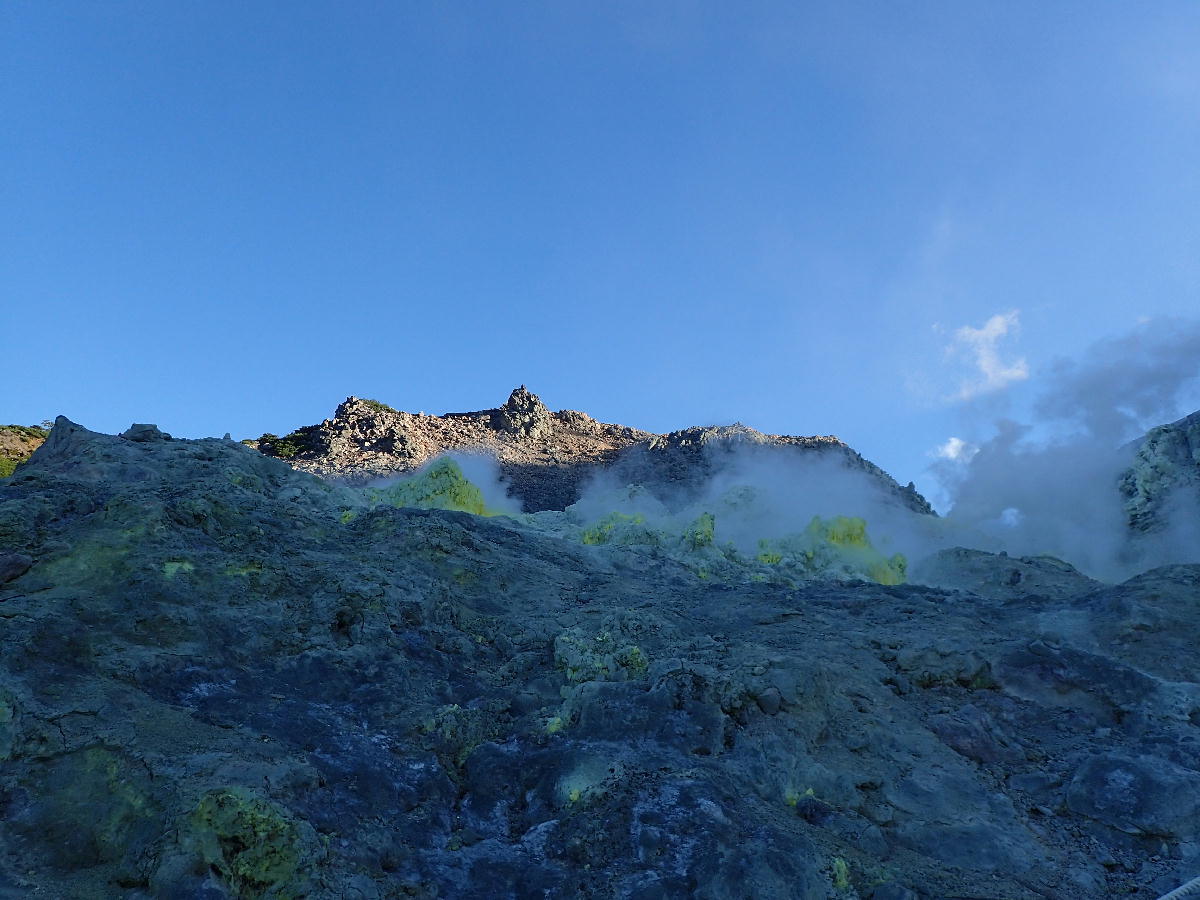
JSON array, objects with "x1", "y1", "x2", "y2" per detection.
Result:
[
  {"x1": 1122, "y1": 409, "x2": 1200, "y2": 532},
  {"x1": 252, "y1": 387, "x2": 933, "y2": 516},
  {"x1": 3, "y1": 418, "x2": 1200, "y2": 898}
]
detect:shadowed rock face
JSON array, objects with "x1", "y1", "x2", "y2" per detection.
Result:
[
  {"x1": 3, "y1": 418, "x2": 1200, "y2": 897},
  {"x1": 1122, "y1": 409, "x2": 1200, "y2": 532},
  {"x1": 253, "y1": 387, "x2": 935, "y2": 515}
]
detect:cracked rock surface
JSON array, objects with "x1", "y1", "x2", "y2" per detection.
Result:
[{"x1": 2, "y1": 419, "x2": 1200, "y2": 898}]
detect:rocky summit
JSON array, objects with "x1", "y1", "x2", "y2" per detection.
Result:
[
  {"x1": 2, "y1": 404, "x2": 1200, "y2": 899},
  {"x1": 251, "y1": 387, "x2": 933, "y2": 516}
]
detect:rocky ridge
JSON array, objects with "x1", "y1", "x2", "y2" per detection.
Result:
[
  {"x1": 254, "y1": 387, "x2": 934, "y2": 516},
  {"x1": 1121, "y1": 409, "x2": 1200, "y2": 532},
  {"x1": 3, "y1": 419, "x2": 1200, "y2": 897}
]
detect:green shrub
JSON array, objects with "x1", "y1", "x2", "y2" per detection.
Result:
[
  {"x1": 0, "y1": 425, "x2": 49, "y2": 441},
  {"x1": 256, "y1": 426, "x2": 319, "y2": 460},
  {"x1": 362, "y1": 398, "x2": 396, "y2": 414}
]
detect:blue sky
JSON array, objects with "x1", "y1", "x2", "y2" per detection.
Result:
[{"x1": 4, "y1": 2, "x2": 1199, "y2": 506}]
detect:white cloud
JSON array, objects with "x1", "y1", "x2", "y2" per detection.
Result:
[
  {"x1": 931, "y1": 436, "x2": 978, "y2": 462},
  {"x1": 948, "y1": 310, "x2": 1029, "y2": 400}
]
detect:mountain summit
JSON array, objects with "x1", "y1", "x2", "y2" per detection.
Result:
[{"x1": 251, "y1": 386, "x2": 934, "y2": 515}]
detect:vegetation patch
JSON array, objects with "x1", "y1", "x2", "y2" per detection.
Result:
[
  {"x1": 255, "y1": 426, "x2": 320, "y2": 460},
  {"x1": 0, "y1": 424, "x2": 50, "y2": 478},
  {"x1": 361, "y1": 398, "x2": 396, "y2": 414}
]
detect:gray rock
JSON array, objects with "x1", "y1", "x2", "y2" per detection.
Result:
[
  {"x1": 1066, "y1": 753, "x2": 1200, "y2": 839},
  {"x1": 856, "y1": 823, "x2": 888, "y2": 856},
  {"x1": 928, "y1": 704, "x2": 1021, "y2": 765},
  {"x1": 996, "y1": 641, "x2": 1157, "y2": 726},
  {"x1": 1121, "y1": 409, "x2": 1200, "y2": 532},
  {"x1": 0, "y1": 552, "x2": 31, "y2": 585},
  {"x1": 911, "y1": 546, "x2": 1101, "y2": 599},
  {"x1": 120, "y1": 423, "x2": 172, "y2": 442},
  {"x1": 490, "y1": 385, "x2": 553, "y2": 439},
  {"x1": 1008, "y1": 771, "x2": 1064, "y2": 795}
]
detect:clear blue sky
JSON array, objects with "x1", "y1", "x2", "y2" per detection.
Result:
[{"x1": 4, "y1": 2, "x2": 1199, "y2": 505}]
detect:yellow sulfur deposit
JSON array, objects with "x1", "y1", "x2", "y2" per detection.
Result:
[
  {"x1": 683, "y1": 512, "x2": 716, "y2": 549},
  {"x1": 808, "y1": 515, "x2": 907, "y2": 584},
  {"x1": 580, "y1": 512, "x2": 655, "y2": 546},
  {"x1": 757, "y1": 515, "x2": 907, "y2": 585},
  {"x1": 368, "y1": 458, "x2": 497, "y2": 516},
  {"x1": 572, "y1": 501, "x2": 905, "y2": 586}
]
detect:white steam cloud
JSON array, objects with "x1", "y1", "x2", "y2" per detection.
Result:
[
  {"x1": 933, "y1": 318, "x2": 1200, "y2": 580},
  {"x1": 568, "y1": 446, "x2": 937, "y2": 564},
  {"x1": 932, "y1": 437, "x2": 978, "y2": 462},
  {"x1": 1034, "y1": 321, "x2": 1200, "y2": 443},
  {"x1": 947, "y1": 310, "x2": 1029, "y2": 401},
  {"x1": 561, "y1": 320, "x2": 1200, "y2": 584}
]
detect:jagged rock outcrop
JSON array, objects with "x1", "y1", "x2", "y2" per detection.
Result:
[
  {"x1": 490, "y1": 384, "x2": 553, "y2": 439},
  {"x1": 254, "y1": 388, "x2": 934, "y2": 515},
  {"x1": 1121, "y1": 409, "x2": 1200, "y2": 532},
  {"x1": 3, "y1": 420, "x2": 1200, "y2": 897},
  {"x1": 612, "y1": 424, "x2": 934, "y2": 516},
  {"x1": 253, "y1": 388, "x2": 652, "y2": 512}
]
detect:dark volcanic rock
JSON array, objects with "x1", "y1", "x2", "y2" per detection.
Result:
[
  {"x1": 1066, "y1": 753, "x2": 1200, "y2": 840},
  {"x1": 2, "y1": 419, "x2": 1199, "y2": 897},
  {"x1": 912, "y1": 547, "x2": 1101, "y2": 599},
  {"x1": 0, "y1": 552, "x2": 31, "y2": 585}
]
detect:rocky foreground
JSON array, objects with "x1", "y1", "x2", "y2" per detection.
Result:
[{"x1": 2, "y1": 417, "x2": 1200, "y2": 898}]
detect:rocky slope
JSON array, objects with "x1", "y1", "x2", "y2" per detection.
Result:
[
  {"x1": 3, "y1": 419, "x2": 1200, "y2": 898},
  {"x1": 1122, "y1": 409, "x2": 1200, "y2": 532},
  {"x1": 251, "y1": 387, "x2": 933, "y2": 516},
  {"x1": 0, "y1": 425, "x2": 48, "y2": 478}
]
